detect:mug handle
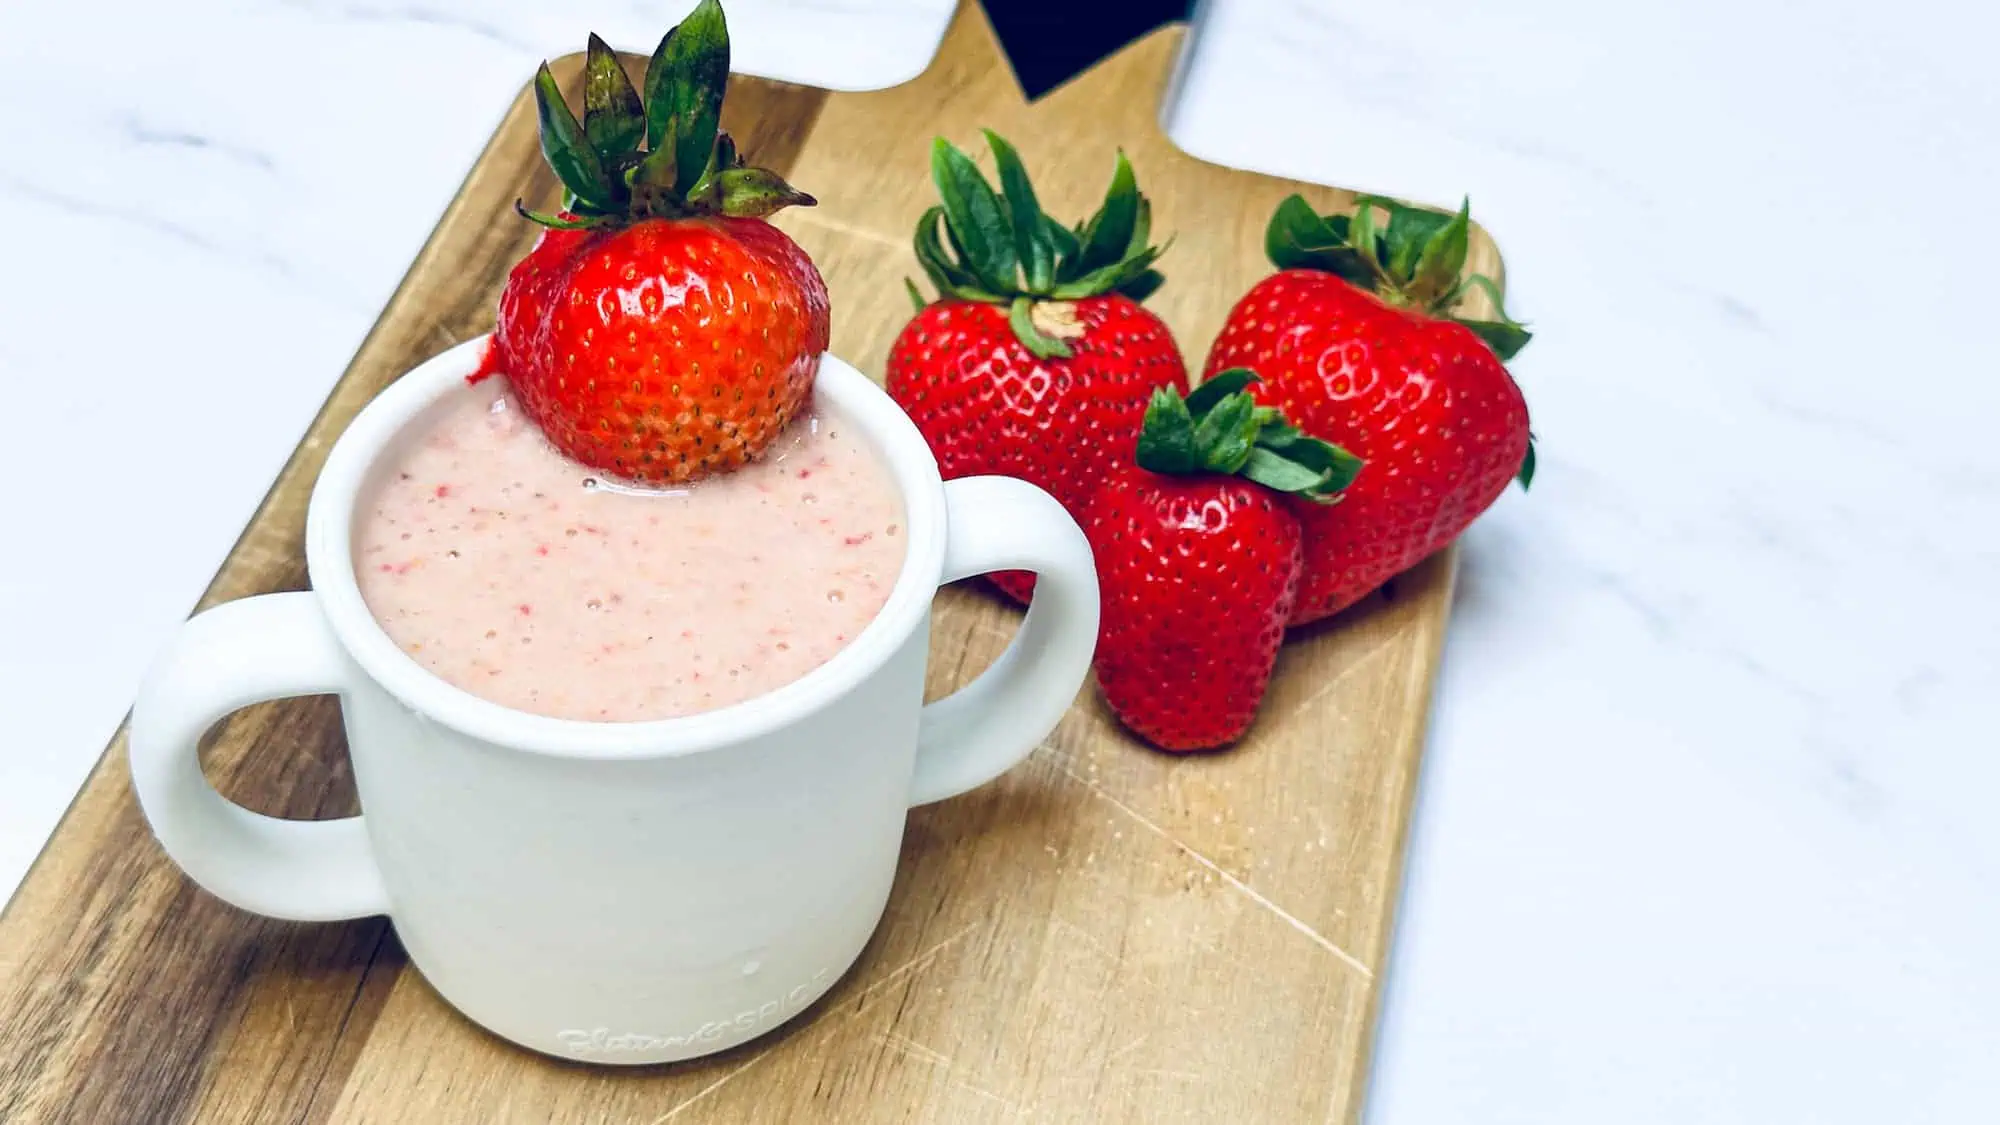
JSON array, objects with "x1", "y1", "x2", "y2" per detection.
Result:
[
  {"x1": 129, "y1": 591, "x2": 391, "y2": 921},
  {"x1": 910, "y1": 476, "x2": 1100, "y2": 806}
]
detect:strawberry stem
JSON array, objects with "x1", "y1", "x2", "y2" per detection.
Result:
[
  {"x1": 1008, "y1": 296, "x2": 1072, "y2": 359},
  {"x1": 513, "y1": 201, "x2": 599, "y2": 229}
]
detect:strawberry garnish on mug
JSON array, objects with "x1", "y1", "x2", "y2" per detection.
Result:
[
  {"x1": 474, "y1": 0, "x2": 829, "y2": 485},
  {"x1": 886, "y1": 134, "x2": 1187, "y2": 602},
  {"x1": 1203, "y1": 195, "x2": 1535, "y2": 624},
  {"x1": 1086, "y1": 370, "x2": 1361, "y2": 752}
]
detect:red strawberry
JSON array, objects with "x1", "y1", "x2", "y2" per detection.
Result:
[
  {"x1": 1203, "y1": 195, "x2": 1534, "y2": 624},
  {"x1": 1087, "y1": 371, "x2": 1360, "y2": 751},
  {"x1": 886, "y1": 132, "x2": 1187, "y2": 602},
  {"x1": 474, "y1": 6, "x2": 828, "y2": 485},
  {"x1": 478, "y1": 222, "x2": 589, "y2": 386}
]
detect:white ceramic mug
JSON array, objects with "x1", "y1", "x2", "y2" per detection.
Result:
[{"x1": 128, "y1": 337, "x2": 1098, "y2": 1065}]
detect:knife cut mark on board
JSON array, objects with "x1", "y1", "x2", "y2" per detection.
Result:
[{"x1": 1051, "y1": 762, "x2": 1374, "y2": 979}]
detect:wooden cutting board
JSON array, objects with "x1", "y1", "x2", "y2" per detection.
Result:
[{"x1": 0, "y1": 5, "x2": 1503, "y2": 1122}]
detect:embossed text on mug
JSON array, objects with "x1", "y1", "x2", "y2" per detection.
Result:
[{"x1": 556, "y1": 967, "x2": 834, "y2": 1056}]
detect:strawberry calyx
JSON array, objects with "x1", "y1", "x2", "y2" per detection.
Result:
[
  {"x1": 1265, "y1": 193, "x2": 1530, "y2": 361},
  {"x1": 1267, "y1": 193, "x2": 1539, "y2": 490},
  {"x1": 1135, "y1": 368, "x2": 1362, "y2": 503},
  {"x1": 517, "y1": 0, "x2": 814, "y2": 231},
  {"x1": 908, "y1": 130, "x2": 1169, "y2": 360}
]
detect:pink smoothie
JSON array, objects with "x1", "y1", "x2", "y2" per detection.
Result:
[{"x1": 354, "y1": 378, "x2": 905, "y2": 721}]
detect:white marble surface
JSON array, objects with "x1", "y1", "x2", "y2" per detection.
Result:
[{"x1": 2, "y1": 0, "x2": 1996, "y2": 1120}]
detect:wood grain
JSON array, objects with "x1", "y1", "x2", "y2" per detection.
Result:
[{"x1": 0, "y1": 6, "x2": 1499, "y2": 1122}]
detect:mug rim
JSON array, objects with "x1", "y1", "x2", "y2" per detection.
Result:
[{"x1": 303, "y1": 335, "x2": 949, "y2": 760}]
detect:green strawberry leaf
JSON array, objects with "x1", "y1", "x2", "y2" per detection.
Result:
[
  {"x1": 1456, "y1": 269, "x2": 1525, "y2": 318},
  {"x1": 533, "y1": 64, "x2": 616, "y2": 211},
  {"x1": 1451, "y1": 272, "x2": 1531, "y2": 359},
  {"x1": 1184, "y1": 367, "x2": 1258, "y2": 417},
  {"x1": 582, "y1": 34, "x2": 645, "y2": 163},
  {"x1": 1257, "y1": 421, "x2": 1363, "y2": 493},
  {"x1": 525, "y1": 15, "x2": 810, "y2": 230},
  {"x1": 911, "y1": 142, "x2": 1166, "y2": 304},
  {"x1": 1363, "y1": 194, "x2": 1451, "y2": 279},
  {"x1": 644, "y1": 0, "x2": 729, "y2": 197},
  {"x1": 1124, "y1": 238, "x2": 1170, "y2": 284},
  {"x1": 1076, "y1": 150, "x2": 1140, "y2": 275},
  {"x1": 911, "y1": 208, "x2": 962, "y2": 297},
  {"x1": 1119, "y1": 269, "x2": 1165, "y2": 303},
  {"x1": 1060, "y1": 219, "x2": 1091, "y2": 280},
  {"x1": 632, "y1": 134, "x2": 677, "y2": 192},
  {"x1": 1134, "y1": 371, "x2": 1361, "y2": 501},
  {"x1": 1348, "y1": 200, "x2": 1385, "y2": 278},
  {"x1": 1135, "y1": 385, "x2": 1201, "y2": 475},
  {"x1": 913, "y1": 206, "x2": 969, "y2": 287},
  {"x1": 678, "y1": 128, "x2": 745, "y2": 210},
  {"x1": 931, "y1": 137, "x2": 1018, "y2": 294},
  {"x1": 712, "y1": 167, "x2": 815, "y2": 218},
  {"x1": 1048, "y1": 243, "x2": 1162, "y2": 300},
  {"x1": 905, "y1": 277, "x2": 928, "y2": 312},
  {"x1": 1457, "y1": 316, "x2": 1533, "y2": 362},
  {"x1": 942, "y1": 217, "x2": 972, "y2": 266},
  {"x1": 710, "y1": 129, "x2": 739, "y2": 171},
  {"x1": 984, "y1": 130, "x2": 1055, "y2": 294},
  {"x1": 1008, "y1": 296, "x2": 1074, "y2": 360},
  {"x1": 1264, "y1": 193, "x2": 1369, "y2": 283},
  {"x1": 1044, "y1": 213, "x2": 1081, "y2": 265},
  {"x1": 1517, "y1": 435, "x2": 1537, "y2": 489},
  {"x1": 1128, "y1": 195, "x2": 1152, "y2": 259},
  {"x1": 1191, "y1": 391, "x2": 1260, "y2": 474},
  {"x1": 641, "y1": 24, "x2": 677, "y2": 150},
  {"x1": 1410, "y1": 198, "x2": 1472, "y2": 305},
  {"x1": 513, "y1": 200, "x2": 606, "y2": 230},
  {"x1": 913, "y1": 206, "x2": 1005, "y2": 303},
  {"x1": 1240, "y1": 447, "x2": 1332, "y2": 496}
]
